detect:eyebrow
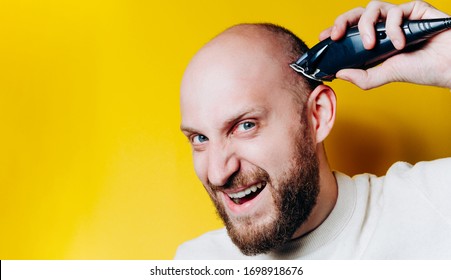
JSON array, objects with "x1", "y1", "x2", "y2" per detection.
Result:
[
  {"x1": 180, "y1": 125, "x2": 197, "y2": 135},
  {"x1": 224, "y1": 107, "x2": 267, "y2": 129},
  {"x1": 180, "y1": 106, "x2": 268, "y2": 135}
]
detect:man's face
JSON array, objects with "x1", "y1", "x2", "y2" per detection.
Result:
[{"x1": 180, "y1": 31, "x2": 319, "y2": 255}]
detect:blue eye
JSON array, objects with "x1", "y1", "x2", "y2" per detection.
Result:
[
  {"x1": 236, "y1": 121, "x2": 255, "y2": 132},
  {"x1": 192, "y1": 134, "x2": 209, "y2": 144}
]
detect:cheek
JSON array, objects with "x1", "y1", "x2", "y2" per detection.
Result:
[{"x1": 237, "y1": 132, "x2": 297, "y2": 176}]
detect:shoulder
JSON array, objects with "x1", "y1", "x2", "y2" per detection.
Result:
[
  {"x1": 385, "y1": 158, "x2": 451, "y2": 185},
  {"x1": 383, "y1": 158, "x2": 451, "y2": 217},
  {"x1": 174, "y1": 228, "x2": 244, "y2": 259}
]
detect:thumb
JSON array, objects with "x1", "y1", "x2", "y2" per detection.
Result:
[{"x1": 336, "y1": 67, "x2": 393, "y2": 90}]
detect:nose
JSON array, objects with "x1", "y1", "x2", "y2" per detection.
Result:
[{"x1": 207, "y1": 142, "x2": 240, "y2": 187}]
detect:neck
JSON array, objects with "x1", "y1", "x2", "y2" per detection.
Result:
[{"x1": 291, "y1": 144, "x2": 338, "y2": 239}]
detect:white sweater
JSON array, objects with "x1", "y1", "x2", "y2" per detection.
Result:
[{"x1": 175, "y1": 158, "x2": 451, "y2": 259}]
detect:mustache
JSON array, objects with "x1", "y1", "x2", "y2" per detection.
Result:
[{"x1": 207, "y1": 167, "x2": 270, "y2": 191}]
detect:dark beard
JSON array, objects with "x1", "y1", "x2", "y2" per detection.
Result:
[{"x1": 205, "y1": 123, "x2": 320, "y2": 256}]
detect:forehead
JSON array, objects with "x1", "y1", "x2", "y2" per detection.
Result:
[{"x1": 180, "y1": 30, "x2": 295, "y2": 129}]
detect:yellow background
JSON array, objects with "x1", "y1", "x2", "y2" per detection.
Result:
[{"x1": 1, "y1": 0, "x2": 450, "y2": 259}]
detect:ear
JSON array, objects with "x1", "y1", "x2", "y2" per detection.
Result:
[{"x1": 307, "y1": 84, "x2": 337, "y2": 144}]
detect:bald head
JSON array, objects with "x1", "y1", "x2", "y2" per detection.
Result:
[
  {"x1": 181, "y1": 23, "x2": 321, "y2": 108},
  {"x1": 179, "y1": 24, "x2": 336, "y2": 256}
]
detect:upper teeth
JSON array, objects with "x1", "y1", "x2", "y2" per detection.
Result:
[{"x1": 228, "y1": 182, "x2": 264, "y2": 199}]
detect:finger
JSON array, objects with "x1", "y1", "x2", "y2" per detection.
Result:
[
  {"x1": 329, "y1": 7, "x2": 366, "y2": 40},
  {"x1": 358, "y1": 1, "x2": 396, "y2": 49},
  {"x1": 358, "y1": 1, "x2": 384, "y2": 49},
  {"x1": 386, "y1": 7, "x2": 405, "y2": 50},
  {"x1": 383, "y1": 1, "x2": 440, "y2": 50},
  {"x1": 383, "y1": 1, "x2": 431, "y2": 50},
  {"x1": 392, "y1": 1, "x2": 446, "y2": 20},
  {"x1": 319, "y1": 27, "x2": 333, "y2": 41},
  {"x1": 405, "y1": 0, "x2": 444, "y2": 19}
]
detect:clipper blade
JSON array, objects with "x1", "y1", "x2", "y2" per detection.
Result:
[{"x1": 289, "y1": 63, "x2": 323, "y2": 82}]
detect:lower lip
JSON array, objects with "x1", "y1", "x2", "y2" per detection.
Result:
[{"x1": 222, "y1": 186, "x2": 268, "y2": 215}]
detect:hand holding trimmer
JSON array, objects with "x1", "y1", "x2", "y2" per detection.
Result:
[{"x1": 290, "y1": 18, "x2": 451, "y2": 82}]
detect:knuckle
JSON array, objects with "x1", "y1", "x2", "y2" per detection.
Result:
[
  {"x1": 366, "y1": 0, "x2": 383, "y2": 10},
  {"x1": 334, "y1": 14, "x2": 346, "y2": 25},
  {"x1": 413, "y1": 0, "x2": 430, "y2": 9},
  {"x1": 360, "y1": 84, "x2": 371, "y2": 90},
  {"x1": 387, "y1": 6, "x2": 402, "y2": 16},
  {"x1": 335, "y1": 7, "x2": 363, "y2": 25},
  {"x1": 353, "y1": 6, "x2": 366, "y2": 14}
]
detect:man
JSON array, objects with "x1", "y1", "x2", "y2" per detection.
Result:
[{"x1": 176, "y1": 0, "x2": 451, "y2": 259}]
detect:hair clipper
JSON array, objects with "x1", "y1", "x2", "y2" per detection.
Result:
[{"x1": 290, "y1": 18, "x2": 451, "y2": 82}]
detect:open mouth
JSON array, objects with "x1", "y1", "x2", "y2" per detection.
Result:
[{"x1": 227, "y1": 182, "x2": 267, "y2": 205}]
